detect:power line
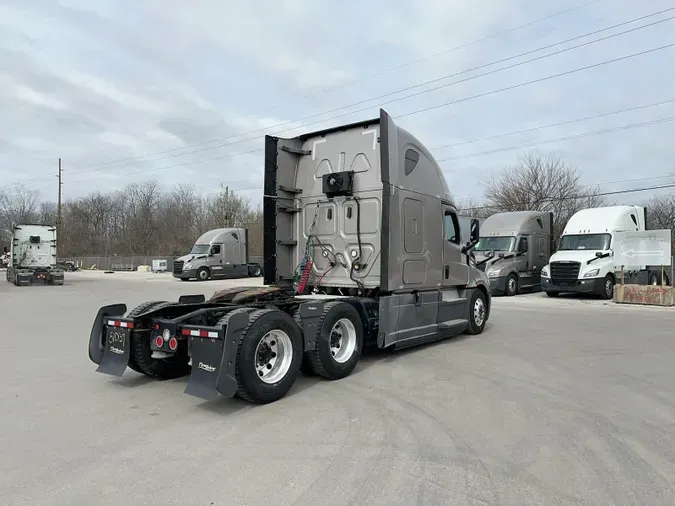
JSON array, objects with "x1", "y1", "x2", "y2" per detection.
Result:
[
  {"x1": 437, "y1": 116, "x2": 675, "y2": 161},
  {"x1": 459, "y1": 182, "x2": 675, "y2": 212},
  {"x1": 53, "y1": 0, "x2": 603, "y2": 173},
  {"x1": 54, "y1": 7, "x2": 675, "y2": 178},
  {"x1": 59, "y1": 40, "x2": 675, "y2": 185},
  {"x1": 429, "y1": 98, "x2": 675, "y2": 151}
]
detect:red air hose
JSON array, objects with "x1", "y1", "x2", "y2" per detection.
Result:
[{"x1": 297, "y1": 259, "x2": 313, "y2": 294}]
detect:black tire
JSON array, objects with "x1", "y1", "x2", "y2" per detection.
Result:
[
  {"x1": 249, "y1": 265, "x2": 262, "y2": 277},
  {"x1": 126, "y1": 301, "x2": 190, "y2": 379},
  {"x1": 465, "y1": 289, "x2": 488, "y2": 335},
  {"x1": 293, "y1": 309, "x2": 317, "y2": 376},
  {"x1": 307, "y1": 302, "x2": 364, "y2": 381},
  {"x1": 505, "y1": 273, "x2": 518, "y2": 296},
  {"x1": 234, "y1": 308, "x2": 303, "y2": 404},
  {"x1": 600, "y1": 274, "x2": 614, "y2": 300},
  {"x1": 545, "y1": 291, "x2": 559, "y2": 297},
  {"x1": 196, "y1": 267, "x2": 210, "y2": 281}
]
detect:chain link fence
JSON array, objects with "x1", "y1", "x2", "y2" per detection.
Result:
[{"x1": 60, "y1": 255, "x2": 264, "y2": 271}]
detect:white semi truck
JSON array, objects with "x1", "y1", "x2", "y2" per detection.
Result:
[
  {"x1": 5, "y1": 224, "x2": 64, "y2": 286},
  {"x1": 541, "y1": 205, "x2": 668, "y2": 299}
]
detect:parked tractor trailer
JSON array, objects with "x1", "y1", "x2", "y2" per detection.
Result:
[
  {"x1": 5, "y1": 224, "x2": 64, "y2": 286},
  {"x1": 88, "y1": 109, "x2": 492, "y2": 404},
  {"x1": 542, "y1": 205, "x2": 668, "y2": 299},
  {"x1": 473, "y1": 211, "x2": 554, "y2": 296},
  {"x1": 172, "y1": 227, "x2": 263, "y2": 281}
]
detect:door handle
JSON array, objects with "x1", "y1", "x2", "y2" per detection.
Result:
[{"x1": 444, "y1": 265, "x2": 449, "y2": 279}]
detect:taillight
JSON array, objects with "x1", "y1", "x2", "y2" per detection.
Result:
[
  {"x1": 155, "y1": 335, "x2": 164, "y2": 348},
  {"x1": 168, "y1": 337, "x2": 178, "y2": 351}
]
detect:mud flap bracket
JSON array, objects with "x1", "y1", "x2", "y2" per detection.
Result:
[{"x1": 298, "y1": 301, "x2": 324, "y2": 352}]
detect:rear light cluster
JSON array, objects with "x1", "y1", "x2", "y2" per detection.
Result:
[{"x1": 154, "y1": 325, "x2": 178, "y2": 351}]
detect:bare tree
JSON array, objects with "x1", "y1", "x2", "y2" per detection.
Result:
[
  {"x1": 482, "y1": 151, "x2": 606, "y2": 238},
  {"x1": 0, "y1": 185, "x2": 42, "y2": 242},
  {"x1": 454, "y1": 197, "x2": 494, "y2": 219}
]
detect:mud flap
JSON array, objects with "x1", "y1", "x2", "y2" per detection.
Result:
[
  {"x1": 88, "y1": 304, "x2": 127, "y2": 365},
  {"x1": 96, "y1": 324, "x2": 133, "y2": 376},
  {"x1": 184, "y1": 310, "x2": 249, "y2": 401}
]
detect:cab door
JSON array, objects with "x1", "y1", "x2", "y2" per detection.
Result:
[{"x1": 442, "y1": 205, "x2": 469, "y2": 287}]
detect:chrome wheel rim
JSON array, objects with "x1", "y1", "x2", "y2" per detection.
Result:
[
  {"x1": 330, "y1": 318, "x2": 357, "y2": 364},
  {"x1": 254, "y1": 330, "x2": 293, "y2": 384},
  {"x1": 508, "y1": 277, "x2": 516, "y2": 294},
  {"x1": 473, "y1": 298, "x2": 485, "y2": 327},
  {"x1": 605, "y1": 279, "x2": 613, "y2": 296}
]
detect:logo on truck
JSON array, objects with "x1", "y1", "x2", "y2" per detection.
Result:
[{"x1": 198, "y1": 362, "x2": 216, "y2": 372}]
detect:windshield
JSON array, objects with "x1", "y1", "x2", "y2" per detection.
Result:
[
  {"x1": 189, "y1": 244, "x2": 210, "y2": 255},
  {"x1": 474, "y1": 236, "x2": 515, "y2": 252},
  {"x1": 558, "y1": 233, "x2": 611, "y2": 251}
]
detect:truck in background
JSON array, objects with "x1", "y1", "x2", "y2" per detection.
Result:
[
  {"x1": 5, "y1": 224, "x2": 64, "y2": 286},
  {"x1": 541, "y1": 205, "x2": 668, "y2": 299},
  {"x1": 172, "y1": 227, "x2": 263, "y2": 281},
  {"x1": 88, "y1": 108, "x2": 492, "y2": 405},
  {"x1": 472, "y1": 210, "x2": 554, "y2": 296}
]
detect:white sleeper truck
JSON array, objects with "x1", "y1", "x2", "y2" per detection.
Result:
[
  {"x1": 541, "y1": 205, "x2": 667, "y2": 299},
  {"x1": 5, "y1": 224, "x2": 64, "y2": 286}
]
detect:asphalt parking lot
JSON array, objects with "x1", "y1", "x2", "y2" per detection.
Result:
[{"x1": 1, "y1": 271, "x2": 674, "y2": 505}]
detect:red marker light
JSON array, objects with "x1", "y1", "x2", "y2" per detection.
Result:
[
  {"x1": 168, "y1": 337, "x2": 178, "y2": 351},
  {"x1": 154, "y1": 323, "x2": 159, "y2": 330},
  {"x1": 155, "y1": 336, "x2": 164, "y2": 348}
]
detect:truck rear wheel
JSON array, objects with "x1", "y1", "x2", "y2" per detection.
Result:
[
  {"x1": 307, "y1": 301, "x2": 363, "y2": 381},
  {"x1": 234, "y1": 308, "x2": 303, "y2": 404},
  {"x1": 126, "y1": 301, "x2": 190, "y2": 379},
  {"x1": 248, "y1": 264, "x2": 262, "y2": 277}
]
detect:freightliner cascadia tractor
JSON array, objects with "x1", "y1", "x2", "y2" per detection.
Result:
[{"x1": 87, "y1": 109, "x2": 492, "y2": 404}]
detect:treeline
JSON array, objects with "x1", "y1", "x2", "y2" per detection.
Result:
[
  {"x1": 1, "y1": 151, "x2": 674, "y2": 257},
  {"x1": 0, "y1": 181, "x2": 263, "y2": 257}
]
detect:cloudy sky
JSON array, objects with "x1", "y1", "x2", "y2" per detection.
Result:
[{"x1": 1, "y1": 0, "x2": 674, "y2": 208}]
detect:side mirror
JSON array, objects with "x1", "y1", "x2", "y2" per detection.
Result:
[
  {"x1": 469, "y1": 219, "x2": 480, "y2": 243},
  {"x1": 208, "y1": 250, "x2": 215, "y2": 257}
]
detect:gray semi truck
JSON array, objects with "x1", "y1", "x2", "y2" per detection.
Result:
[
  {"x1": 473, "y1": 210, "x2": 554, "y2": 296},
  {"x1": 172, "y1": 227, "x2": 263, "y2": 281},
  {"x1": 5, "y1": 224, "x2": 64, "y2": 286},
  {"x1": 87, "y1": 109, "x2": 492, "y2": 405}
]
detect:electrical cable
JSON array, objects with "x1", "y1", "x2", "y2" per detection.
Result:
[
  {"x1": 31, "y1": 6, "x2": 674, "y2": 182},
  {"x1": 429, "y1": 98, "x2": 675, "y2": 152},
  {"x1": 51, "y1": 0, "x2": 604, "y2": 174},
  {"x1": 459, "y1": 182, "x2": 675, "y2": 212},
  {"x1": 436, "y1": 116, "x2": 675, "y2": 162},
  {"x1": 48, "y1": 41, "x2": 675, "y2": 188}
]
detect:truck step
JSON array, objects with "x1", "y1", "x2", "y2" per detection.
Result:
[
  {"x1": 437, "y1": 319, "x2": 469, "y2": 331},
  {"x1": 277, "y1": 205, "x2": 300, "y2": 213},
  {"x1": 277, "y1": 240, "x2": 298, "y2": 246}
]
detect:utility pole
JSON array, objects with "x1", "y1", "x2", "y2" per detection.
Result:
[
  {"x1": 220, "y1": 183, "x2": 229, "y2": 226},
  {"x1": 56, "y1": 158, "x2": 63, "y2": 257}
]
